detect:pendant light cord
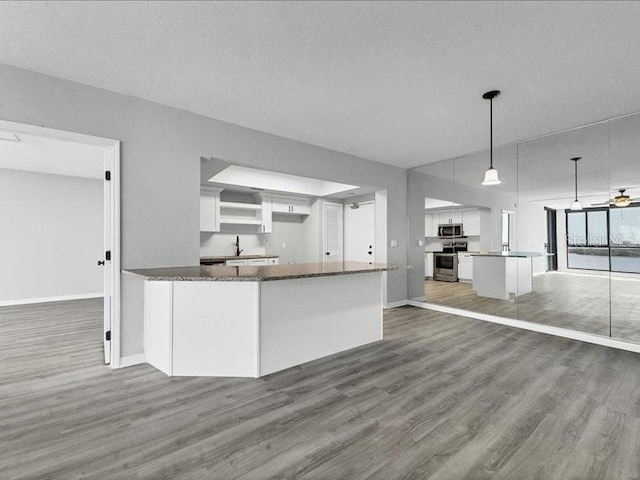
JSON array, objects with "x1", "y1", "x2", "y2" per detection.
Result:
[
  {"x1": 574, "y1": 159, "x2": 578, "y2": 201},
  {"x1": 490, "y1": 97, "x2": 493, "y2": 169}
]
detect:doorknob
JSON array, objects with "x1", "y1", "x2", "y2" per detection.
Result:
[
  {"x1": 97, "y1": 260, "x2": 105, "y2": 266},
  {"x1": 326, "y1": 252, "x2": 330, "y2": 256},
  {"x1": 368, "y1": 251, "x2": 372, "y2": 255}
]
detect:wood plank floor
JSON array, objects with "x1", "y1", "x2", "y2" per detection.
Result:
[
  {"x1": 2, "y1": 299, "x2": 640, "y2": 479},
  {"x1": 425, "y1": 272, "x2": 640, "y2": 342}
]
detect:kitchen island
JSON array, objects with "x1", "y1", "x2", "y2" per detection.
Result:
[
  {"x1": 125, "y1": 262, "x2": 402, "y2": 378},
  {"x1": 471, "y1": 252, "x2": 545, "y2": 300}
]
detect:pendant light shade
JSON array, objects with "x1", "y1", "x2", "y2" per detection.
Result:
[
  {"x1": 482, "y1": 167, "x2": 501, "y2": 186},
  {"x1": 570, "y1": 157, "x2": 582, "y2": 210},
  {"x1": 481, "y1": 90, "x2": 501, "y2": 186}
]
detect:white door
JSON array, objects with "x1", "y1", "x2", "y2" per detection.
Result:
[
  {"x1": 345, "y1": 202, "x2": 375, "y2": 264},
  {"x1": 102, "y1": 164, "x2": 112, "y2": 364},
  {"x1": 323, "y1": 202, "x2": 343, "y2": 264}
]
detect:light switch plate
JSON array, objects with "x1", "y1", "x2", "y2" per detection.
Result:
[
  {"x1": 390, "y1": 239, "x2": 398, "y2": 248},
  {"x1": 417, "y1": 239, "x2": 424, "y2": 247}
]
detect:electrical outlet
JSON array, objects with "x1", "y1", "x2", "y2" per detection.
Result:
[{"x1": 417, "y1": 239, "x2": 424, "y2": 247}]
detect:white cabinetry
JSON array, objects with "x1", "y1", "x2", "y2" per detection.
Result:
[
  {"x1": 425, "y1": 253, "x2": 433, "y2": 278},
  {"x1": 226, "y1": 257, "x2": 279, "y2": 266},
  {"x1": 458, "y1": 252, "x2": 473, "y2": 282},
  {"x1": 437, "y1": 211, "x2": 463, "y2": 225},
  {"x1": 200, "y1": 187, "x2": 222, "y2": 232},
  {"x1": 462, "y1": 209, "x2": 480, "y2": 236},
  {"x1": 271, "y1": 196, "x2": 311, "y2": 215},
  {"x1": 226, "y1": 259, "x2": 248, "y2": 266},
  {"x1": 425, "y1": 214, "x2": 437, "y2": 237},
  {"x1": 259, "y1": 196, "x2": 272, "y2": 234}
]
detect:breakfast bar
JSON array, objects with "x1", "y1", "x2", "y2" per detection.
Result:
[{"x1": 125, "y1": 262, "x2": 401, "y2": 378}]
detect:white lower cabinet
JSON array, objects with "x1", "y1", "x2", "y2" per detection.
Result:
[
  {"x1": 425, "y1": 253, "x2": 433, "y2": 278},
  {"x1": 226, "y1": 257, "x2": 279, "y2": 266},
  {"x1": 458, "y1": 253, "x2": 473, "y2": 282},
  {"x1": 226, "y1": 259, "x2": 248, "y2": 266}
]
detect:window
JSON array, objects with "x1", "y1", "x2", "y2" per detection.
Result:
[
  {"x1": 566, "y1": 208, "x2": 610, "y2": 270},
  {"x1": 609, "y1": 205, "x2": 640, "y2": 273},
  {"x1": 501, "y1": 210, "x2": 513, "y2": 251}
]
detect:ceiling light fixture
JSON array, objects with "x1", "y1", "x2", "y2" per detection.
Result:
[
  {"x1": 613, "y1": 189, "x2": 631, "y2": 208},
  {"x1": 481, "y1": 90, "x2": 501, "y2": 186},
  {"x1": 570, "y1": 157, "x2": 582, "y2": 210}
]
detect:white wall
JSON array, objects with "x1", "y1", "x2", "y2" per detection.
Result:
[{"x1": 0, "y1": 169, "x2": 103, "y2": 303}]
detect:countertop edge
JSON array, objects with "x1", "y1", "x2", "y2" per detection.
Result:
[{"x1": 123, "y1": 265, "x2": 406, "y2": 282}]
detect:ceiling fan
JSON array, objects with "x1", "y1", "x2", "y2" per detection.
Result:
[{"x1": 591, "y1": 189, "x2": 640, "y2": 208}]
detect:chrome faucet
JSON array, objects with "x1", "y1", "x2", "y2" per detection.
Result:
[{"x1": 235, "y1": 235, "x2": 243, "y2": 257}]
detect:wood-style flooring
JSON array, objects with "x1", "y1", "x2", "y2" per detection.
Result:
[
  {"x1": 2, "y1": 299, "x2": 640, "y2": 479},
  {"x1": 425, "y1": 272, "x2": 640, "y2": 342}
]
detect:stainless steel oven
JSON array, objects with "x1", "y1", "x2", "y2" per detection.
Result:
[
  {"x1": 433, "y1": 241, "x2": 467, "y2": 282},
  {"x1": 438, "y1": 223, "x2": 464, "y2": 239},
  {"x1": 433, "y1": 253, "x2": 458, "y2": 282}
]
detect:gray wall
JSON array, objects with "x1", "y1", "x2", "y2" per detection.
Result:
[
  {"x1": 0, "y1": 63, "x2": 408, "y2": 357},
  {"x1": 0, "y1": 169, "x2": 103, "y2": 302}
]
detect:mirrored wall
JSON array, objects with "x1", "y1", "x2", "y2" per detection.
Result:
[{"x1": 409, "y1": 111, "x2": 640, "y2": 344}]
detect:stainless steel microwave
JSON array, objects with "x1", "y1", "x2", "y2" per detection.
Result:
[{"x1": 438, "y1": 223, "x2": 464, "y2": 238}]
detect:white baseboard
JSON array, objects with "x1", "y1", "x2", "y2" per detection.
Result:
[
  {"x1": 384, "y1": 299, "x2": 410, "y2": 309},
  {"x1": 117, "y1": 353, "x2": 146, "y2": 368},
  {"x1": 408, "y1": 300, "x2": 640, "y2": 355},
  {"x1": 0, "y1": 293, "x2": 103, "y2": 307}
]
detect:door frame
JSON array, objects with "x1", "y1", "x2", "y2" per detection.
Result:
[{"x1": 0, "y1": 119, "x2": 122, "y2": 368}]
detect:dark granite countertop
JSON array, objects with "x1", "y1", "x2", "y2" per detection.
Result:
[
  {"x1": 471, "y1": 251, "x2": 546, "y2": 258},
  {"x1": 124, "y1": 261, "x2": 406, "y2": 282},
  {"x1": 200, "y1": 254, "x2": 280, "y2": 261}
]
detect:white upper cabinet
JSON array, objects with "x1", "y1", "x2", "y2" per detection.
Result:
[
  {"x1": 462, "y1": 209, "x2": 481, "y2": 236},
  {"x1": 271, "y1": 196, "x2": 311, "y2": 215},
  {"x1": 436, "y1": 210, "x2": 462, "y2": 226},
  {"x1": 200, "y1": 188, "x2": 222, "y2": 232},
  {"x1": 425, "y1": 213, "x2": 437, "y2": 237},
  {"x1": 260, "y1": 197, "x2": 273, "y2": 233}
]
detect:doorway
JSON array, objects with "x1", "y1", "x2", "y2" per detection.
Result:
[
  {"x1": 344, "y1": 201, "x2": 375, "y2": 264},
  {"x1": 322, "y1": 201, "x2": 343, "y2": 264},
  {"x1": 0, "y1": 120, "x2": 121, "y2": 367}
]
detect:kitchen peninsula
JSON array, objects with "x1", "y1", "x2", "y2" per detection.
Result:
[{"x1": 125, "y1": 261, "x2": 402, "y2": 378}]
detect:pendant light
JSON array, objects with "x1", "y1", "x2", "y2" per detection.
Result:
[
  {"x1": 570, "y1": 157, "x2": 582, "y2": 210},
  {"x1": 482, "y1": 90, "x2": 501, "y2": 186}
]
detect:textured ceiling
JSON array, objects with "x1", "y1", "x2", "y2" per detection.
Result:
[{"x1": 1, "y1": 1, "x2": 640, "y2": 168}]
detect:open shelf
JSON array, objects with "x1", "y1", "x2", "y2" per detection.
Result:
[
  {"x1": 219, "y1": 217, "x2": 262, "y2": 225},
  {"x1": 219, "y1": 201, "x2": 262, "y2": 210}
]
